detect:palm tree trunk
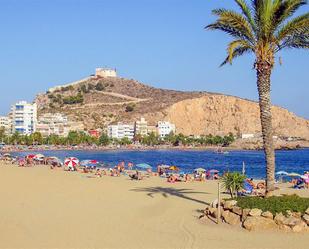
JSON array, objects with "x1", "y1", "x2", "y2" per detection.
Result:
[{"x1": 256, "y1": 61, "x2": 275, "y2": 196}]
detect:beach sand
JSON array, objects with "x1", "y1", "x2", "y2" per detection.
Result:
[{"x1": 0, "y1": 164, "x2": 308, "y2": 249}]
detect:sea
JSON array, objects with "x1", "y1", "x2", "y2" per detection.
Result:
[{"x1": 12, "y1": 148, "x2": 309, "y2": 179}]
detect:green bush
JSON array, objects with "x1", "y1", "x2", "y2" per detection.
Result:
[
  {"x1": 125, "y1": 104, "x2": 135, "y2": 112},
  {"x1": 235, "y1": 195, "x2": 309, "y2": 215},
  {"x1": 63, "y1": 93, "x2": 84, "y2": 104},
  {"x1": 221, "y1": 172, "x2": 246, "y2": 198},
  {"x1": 95, "y1": 82, "x2": 105, "y2": 91}
]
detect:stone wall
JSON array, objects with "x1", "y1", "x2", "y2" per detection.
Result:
[{"x1": 200, "y1": 200, "x2": 309, "y2": 233}]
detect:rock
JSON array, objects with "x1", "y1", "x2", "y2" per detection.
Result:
[
  {"x1": 302, "y1": 214, "x2": 309, "y2": 225},
  {"x1": 249, "y1": 208, "x2": 262, "y2": 217},
  {"x1": 232, "y1": 206, "x2": 242, "y2": 216},
  {"x1": 242, "y1": 208, "x2": 250, "y2": 222},
  {"x1": 285, "y1": 211, "x2": 301, "y2": 218},
  {"x1": 208, "y1": 207, "x2": 223, "y2": 219},
  {"x1": 223, "y1": 200, "x2": 237, "y2": 210},
  {"x1": 199, "y1": 214, "x2": 208, "y2": 222},
  {"x1": 221, "y1": 210, "x2": 240, "y2": 225},
  {"x1": 261, "y1": 211, "x2": 274, "y2": 219},
  {"x1": 279, "y1": 224, "x2": 291, "y2": 232},
  {"x1": 292, "y1": 220, "x2": 307, "y2": 233},
  {"x1": 243, "y1": 216, "x2": 278, "y2": 231},
  {"x1": 282, "y1": 216, "x2": 301, "y2": 227},
  {"x1": 274, "y1": 213, "x2": 285, "y2": 225},
  {"x1": 305, "y1": 207, "x2": 309, "y2": 215},
  {"x1": 286, "y1": 210, "x2": 293, "y2": 217},
  {"x1": 292, "y1": 212, "x2": 302, "y2": 219},
  {"x1": 210, "y1": 199, "x2": 218, "y2": 208},
  {"x1": 207, "y1": 207, "x2": 217, "y2": 218}
]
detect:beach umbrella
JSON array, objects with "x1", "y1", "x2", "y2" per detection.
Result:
[
  {"x1": 34, "y1": 154, "x2": 45, "y2": 160},
  {"x1": 159, "y1": 165, "x2": 170, "y2": 169},
  {"x1": 169, "y1": 166, "x2": 179, "y2": 171},
  {"x1": 276, "y1": 171, "x2": 289, "y2": 175},
  {"x1": 208, "y1": 169, "x2": 219, "y2": 173},
  {"x1": 194, "y1": 168, "x2": 206, "y2": 173},
  {"x1": 136, "y1": 163, "x2": 152, "y2": 169},
  {"x1": 64, "y1": 157, "x2": 79, "y2": 168},
  {"x1": 26, "y1": 154, "x2": 36, "y2": 159},
  {"x1": 34, "y1": 153, "x2": 44, "y2": 158},
  {"x1": 80, "y1": 160, "x2": 99, "y2": 166},
  {"x1": 48, "y1": 157, "x2": 63, "y2": 166},
  {"x1": 287, "y1": 172, "x2": 301, "y2": 177},
  {"x1": 3, "y1": 153, "x2": 11, "y2": 157}
]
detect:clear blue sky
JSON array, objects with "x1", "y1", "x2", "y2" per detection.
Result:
[{"x1": 0, "y1": 0, "x2": 308, "y2": 118}]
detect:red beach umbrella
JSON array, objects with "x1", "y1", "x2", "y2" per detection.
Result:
[
  {"x1": 64, "y1": 157, "x2": 79, "y2": 168},
  {"x1": 26, "y1": 154, "x2": 36, "y2": 159}
]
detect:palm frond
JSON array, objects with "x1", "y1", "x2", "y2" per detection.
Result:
[
  {"x1": 276, "y1": 12, "x2": 309, "y2": 41},
  {"x1": 271, "y1": 0, "x2": 307, "y2": 35},
  {"x1": 221, "y1": 40, "x2": 253, "y2": 66},
  {"x1": 280, "y1": 33, "x2": 309, "y2": 49},
  {"x1": 205, "y1": 8, "x2": 255, "y2": 44},
  {"x1": 234, "y1": 0, "x2": 257, "y2": 33}
]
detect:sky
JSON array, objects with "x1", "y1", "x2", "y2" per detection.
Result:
[{"x1": 0, "y1": 0, "x2": 308, "y2": 118}]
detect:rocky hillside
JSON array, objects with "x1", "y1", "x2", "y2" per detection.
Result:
[{"x1": 35, "y1": 76, "x2": 309, "y2": 139}]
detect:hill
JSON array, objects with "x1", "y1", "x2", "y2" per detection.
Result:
[{"x1": 35, "y1": 76, "x2": 309, "y2": 139}]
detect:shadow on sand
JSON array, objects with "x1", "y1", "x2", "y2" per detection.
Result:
[{"x1": 130, "y1": 186, "x2": 210, "y2": 205}]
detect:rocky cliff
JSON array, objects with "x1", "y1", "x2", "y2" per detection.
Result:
[
  {"x1": 35, "y1": 76, "x2": 309, "y2": 140},
  {"x1": 160, "y1": 95, "x2": 309, "y2": 139}
]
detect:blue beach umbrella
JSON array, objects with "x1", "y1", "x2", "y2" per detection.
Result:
[
  {"x1": 136, "y1": 163, "x2": 152, "y2": 169},
  {"x1": 276, "y1": 171, "x2": 289, "y2": 175}
]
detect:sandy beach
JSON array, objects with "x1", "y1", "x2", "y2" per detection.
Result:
[{"x1": 0, "y1": 163, "x2": 308, "y2": 249}]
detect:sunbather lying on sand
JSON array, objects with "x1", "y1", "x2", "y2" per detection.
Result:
[{"x1": 129, "y1": 170, "x2": 143, "y2": 180}]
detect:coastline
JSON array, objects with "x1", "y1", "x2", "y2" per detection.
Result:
[{"x1": 1, "y1": 142, "x2": 309, "y2": 154}]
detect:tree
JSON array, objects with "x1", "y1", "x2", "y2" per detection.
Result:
[
  {"x1": 99, "y1": 133, "x2": 110, "y2": 146},
  {"x1": 31, "y1": 132, "x2": 43, "y2": 145},
  {"x1": 206, "y1": 0, "x2": 308, "y2": 196},
  {"x1": 125, "y1": 104, "x2": 135, "y2": 112},
  {"x1": 0, "y1": 127, "x2": 5, "y2": 141},
  {"x1": 95, "y1": 82, "x2": 105, "y2": 91},
  {"x1": 119, "y1": 137, "x2": 132, "y2": 145},
  {"x1": 221, "y1": 172, "x2": 247, "y2": 198}
]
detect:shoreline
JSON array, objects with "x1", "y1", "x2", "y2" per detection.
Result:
[{"x1": 1, "y1": 144, "x2": 309, "y2": 154}]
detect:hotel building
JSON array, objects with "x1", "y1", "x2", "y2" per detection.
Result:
[
  {"x1": 107, "y1": 123, "x2": 135, "y2": 140},
  {"x1": 11, "y1": 101, "x2": 37, "y2": 135},
  {"x1": 157, "y1": 121, "x2": 176, "y2": 138}
]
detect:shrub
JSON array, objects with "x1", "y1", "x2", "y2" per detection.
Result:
[
  {"x1": 80, "y1": 84, "x2": 89, "y2": 93},
  {"x1": 235, "y1": 195, "x2": 309, "y2": 215},
  {"x1": 125, "y1": 104, "x2": 135, "y2": 112},
  {"x1": 221, "y1": 172, "x2": 246, "y2": 198},
  {"x1": 63, "y1": 93, "x2": 84, "y2": 104},
  {"x1": 61, "y1": 85, "x2": 74, "y2": 92},
  {"x1": 95, "y1": 82, "x2": 105, "y2": 91}
]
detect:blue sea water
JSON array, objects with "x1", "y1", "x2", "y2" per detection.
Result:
[{"x1": 12, "y1": 149, "x2": 309, "y2": 179}]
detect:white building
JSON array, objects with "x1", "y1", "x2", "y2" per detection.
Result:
[
  {"x1": 0, "y1": 116, "x2": 11, "y2": 134},
  {"x1": 95, "y1": 68, "x2": 117, "y2": 78},
  {"x1": 36, "y1": 113, "x2": 69, "y2": 137},
  {"x1": 134, "y1": 117, "x2": 148, "y2": 137},
  {"x1": 241, "y1": 133, "x2": 255, "y2": 139},
  {"x1": 107, "y1": 123, "x2": 134, "y2": 140},
  {"x1": 157, "y1": 121, "x2": 176, "y2": 138},
  {"x1": 11, "y1": 101, "x2": 37, "y2": 135}
]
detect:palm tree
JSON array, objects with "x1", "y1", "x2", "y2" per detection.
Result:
[{"x1": 206, "y1": 0, "x2": 308, "y2": 196}]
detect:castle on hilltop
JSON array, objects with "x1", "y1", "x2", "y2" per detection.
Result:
[
  {"x1": 95, "y1": 68, "x2": 117, "y2": 78},
  {"x1": 48, "y1": 68, "x2": 117, "y2": 92}
]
